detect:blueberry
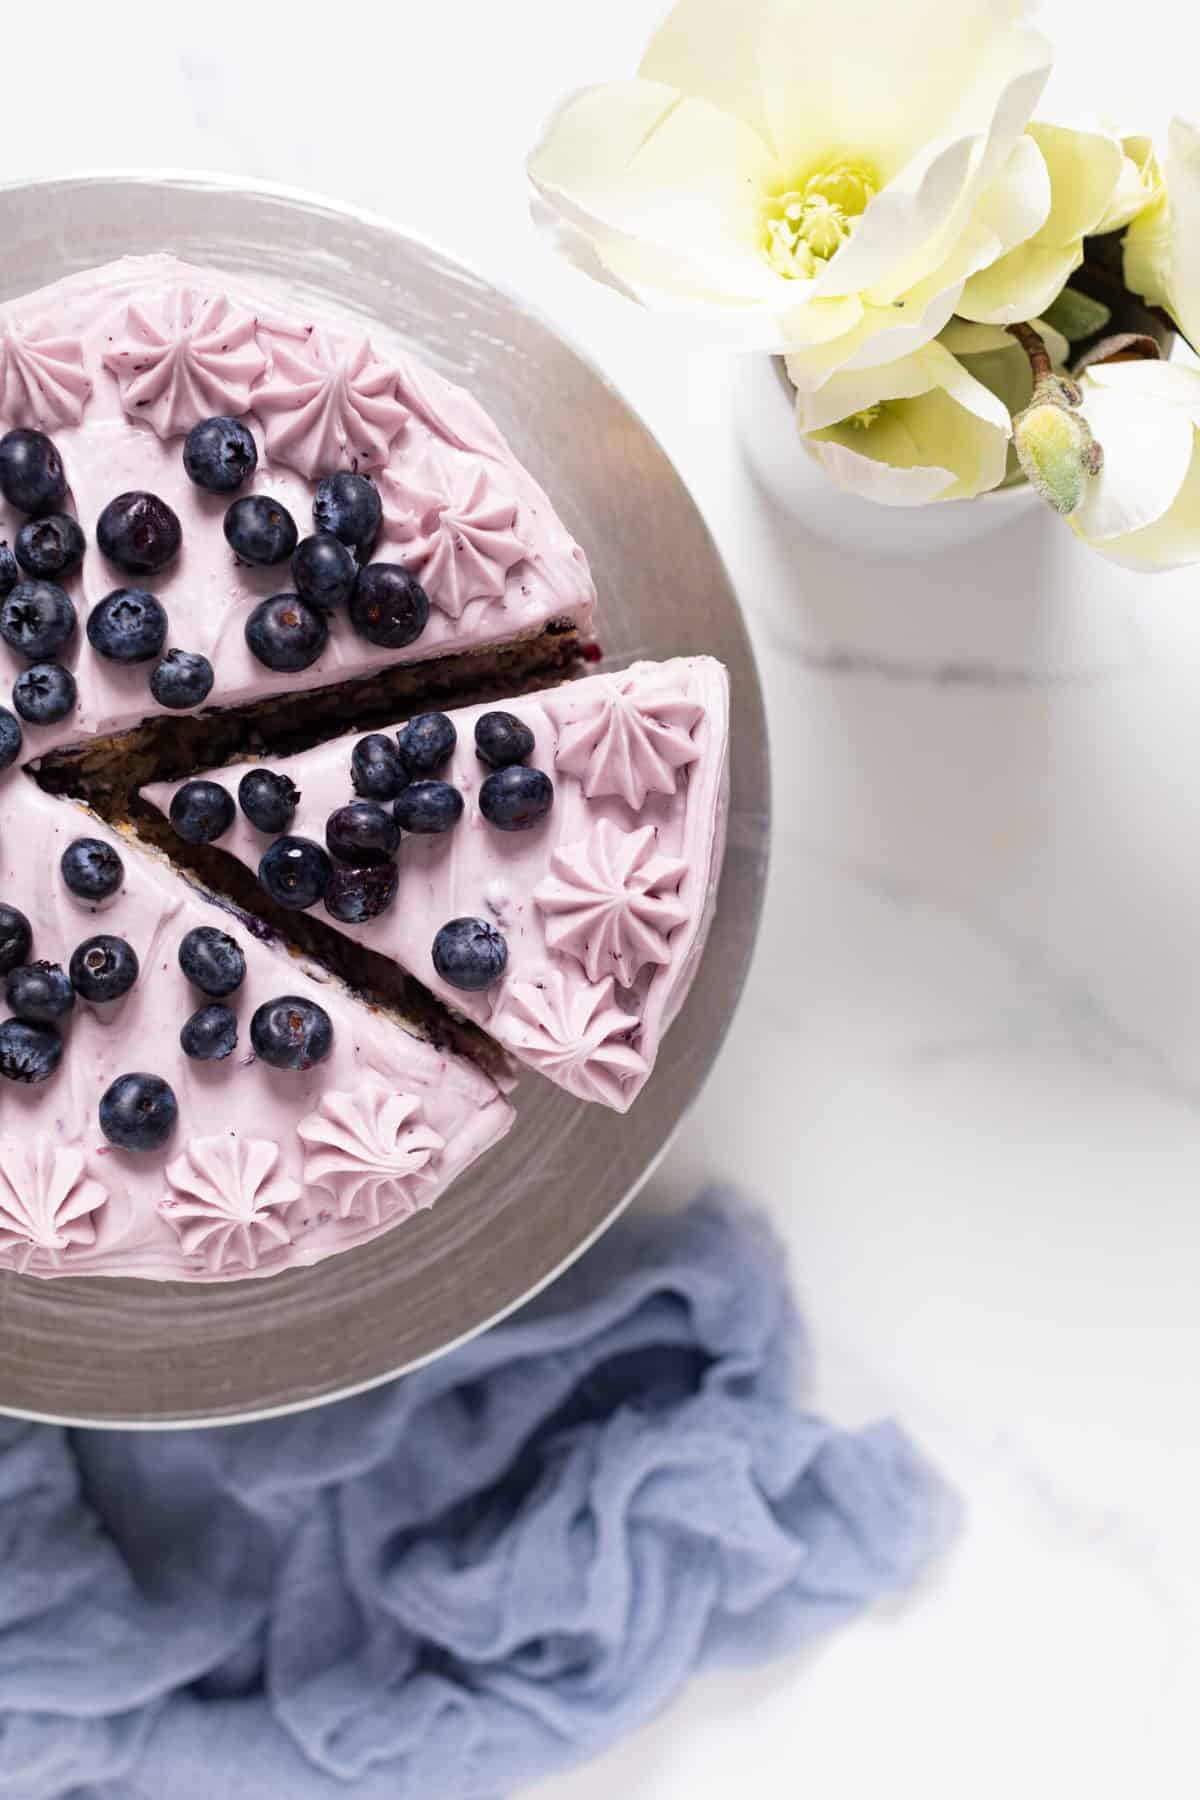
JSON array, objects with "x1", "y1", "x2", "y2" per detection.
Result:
[
  {"x1": 0, "y1": 1017, "x2": 63, "y2": 1084},
  {"x1": 325, "y1": 800, "x2": 400, "y2": 866},
  {"x1": 12, "y1": 662, "x2": 75, "y2": 725},
  {"x1": 0, "y1": 581, "x2": 77, "y2": 660},
  {"x1": 61, "y1": 837, "x2": 123, "y2": 901},
  {"x1": 14, "y1": 512, "x2": 86, "y2": 581},
  {"x1": 224, "y1": 494, "x2": 298, "y2": 566},
  {"x1": 0, "y1": 429, "x2": 68, "y2": 515},
  {"x1": 350, "y1": 733, "x2": 408, "y2": 801},
  {"x1": 238, "y1": 767, "x2": 299, "y2": 833},
  {"x1": 397, "y1": 711, "x2": 456, "y2": 775},
  {"x1": 180, "y1": 1002, "x2": 238, "y2": 1062},
  {"x1": 244, "y1": 593, "x2": 328, "y2": 673},
  {"x1": 87, "y1": 588, "x2": 167, "y2": 663},
  {"x1": 150, "y1": 648, "x2": 214, "y2": 710},
  {"x1": 392, "y1": 780, "x2": 464, "y2": 835},
  {"x1": 475, "y1": 710, "x2": 536, "y2": 769},
  {"x1": 97, "y1": 491, "x2": 182, "y2": 575},
  {"x1": 292, "y1": 533, "x2": 357, "y2": 609},
  {"x1": 324, "y1": 860, "x2": 400, "y2": 924},
  {"x1": 312, "y1": 472, "x2": 382, "y2": 553},
  {"x1": 69, "y1": 934, "x2": 139, "y2": 1002},
  {"x1": 479, "y1": 765, "x2": 554, "y2": 831},
  {"x1": 258, "y1": 836, "x2": 333, "y2": 911},
  {"x1": 0, "y1": 706, "x2": 22, "y2": 770},
  {"x1": 183, "y1": 416, "x2": 258, "y2": 494},
  {"x1": 348, "y1": 564, "x2": 429, "y2": 648},
  {"x1": 6, "y1": 961, "x2": 74, "y2": 1024},
  {"x1": 432, "y1": 917, "x2": 508, "y2": 992},
  {"x1": 0, "y1": 904, "x2": 32, "y2": 974},
  {"x1": 169, "y1": 780, "x2": 235, "y2": 845},
  {"x1": 99, "y1": 1072, "x2": 177, "y2": 1151},
  {"x1": 250, "y1": 995, "x2": 333, "y2": 1070},
  {"x1": 178, "y1": 925, "x2": 246, "y2": 997},
  {"x1": 0, "y1": 544, "x2": 18, "y2": 597}
]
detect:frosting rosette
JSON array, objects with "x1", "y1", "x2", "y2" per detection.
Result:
[
  {"x1": 0, "y1": 1139, "x2": 108, "y2": 1273},
  {"x1": 494, "y1": 970, "x2": 649, "y2": 1110},
  {"x1": 535, "y1": 820, "x2": 688, "y2": 986},
  {"x1": 381, "y1": 455, "x2": 525, "y2": 618},
  {"x1": 546, "y1": 669, "x2": 703, "y2": 809},
  {"x1": 159, "y1": 1135, "x2": 302, "y2": 1275},
  {"x1": 297, "y1": 1079, "x2": 445, "y2": 1227},
  {"x1": 0, "y1": 315, "x2": 91, "y2": 429},
  {"x1": 102, "y1": 287, "x2": 267, "y2": 436},
  {"x1": 528, "y1": 0, "x2": 1053, "y2": 383},
  {"x1": 252, "y1": 329, "x2": 409, "y2": 478}
]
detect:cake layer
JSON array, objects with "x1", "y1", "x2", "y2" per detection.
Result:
[
  {"x1": 0, "y1": 787, "x2": 513, "y2": 1282},
  {"x1": 144, "y1": 657, "x2": 730, "y2": 1113},
  {"x1": 0, "y1": 255, "x2": 595, "y2": 761}
]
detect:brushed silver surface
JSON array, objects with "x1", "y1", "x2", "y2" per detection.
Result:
[{"x1": 0, "y1": 174, "x2": 769, "y2": 1427}]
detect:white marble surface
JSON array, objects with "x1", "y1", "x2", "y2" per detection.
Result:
[{"x1": 6, "y1": 1, "x2": 1198, "y2": 1794}]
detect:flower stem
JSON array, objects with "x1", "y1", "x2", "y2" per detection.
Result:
[{"x1": 1007, "y1": 320, "x2": 1054, "y2": 386}]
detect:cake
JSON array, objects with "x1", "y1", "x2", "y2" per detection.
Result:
[{"x1": 0, "y1": 255, "x2": 731, "y2": 1284}]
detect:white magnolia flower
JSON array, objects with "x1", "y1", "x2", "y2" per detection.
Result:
[
  {"x1": 1125, "y1": 116, "x2": 1200, "y2": 352},
  {"x1": 528, "y1": 0, "x2": 1053, "y2": 384},
  {"x1": 957, "y1": 122, "x2": 1142, "y2": 325},
  {"x1": 791, "y1": 318, "x2": 1068, "y2": 505},
  {"x1": 1070, "y1": 360, "x2": 1200, "y2": 570}
]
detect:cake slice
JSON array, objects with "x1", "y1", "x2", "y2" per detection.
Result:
[
  {"x1": 0, "y1": 254, "x2": 594, "y2": 771},
  {"x1": 142, "y1": 656, "x2": 730, "y2": 1114},
  {"x1": 0, "y1": 785, "x2": 513, "y2": 1281}
]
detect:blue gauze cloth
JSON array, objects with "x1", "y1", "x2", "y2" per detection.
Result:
[{"x1": 0, "y1": 1191, "x2": 959, "y2": 1799}]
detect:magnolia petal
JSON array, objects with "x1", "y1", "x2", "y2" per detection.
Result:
[
  {"x1": 1074, "y1": 435, "x2": 1200, "y2": 571},
  {"x1": 1164, "y1": 117, "x2": 1200, "y2": 350},
  {"x1": 784, "y1": 251, "x2": 969, "y2": 390},
  {"x1": 1095, "y1": 133, "x2": 1162, "y2": 233},
  {"x1": 957, "y1": 239, "x2": 1084, "y2": 325},
  {"x1": 1029, "y1": 122, "x2": 1126, "y2": 243},
  {"x1": 1071, "y1": 384, "x2": 1195, "y2": 542},
  {"x1": 796, "y1": 339, "x2": 1009, "y2": 435},
  {"x1": 1084, "y1": 358, "x2": 1200, "y2": 413},
  {"x1": 807, "y1": 435, "x2": 959, "y2": 505}
]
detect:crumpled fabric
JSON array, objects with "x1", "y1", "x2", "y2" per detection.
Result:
[{"x1": 0, "y1": 1192, "x2": 959, "y2": 1799}]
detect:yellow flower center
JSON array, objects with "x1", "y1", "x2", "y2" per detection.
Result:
[
  {"x1": 763, "y1": 160, "x2": 878, "y2": 280},
  {"x1": 847, "y1": 405, "x2": 883, "y2": 431}
]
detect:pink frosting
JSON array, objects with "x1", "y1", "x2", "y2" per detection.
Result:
[
  {"x1": 161, "y1": 1135, "x2": 302, "y2": 1274},
  {"x1": 380, "y1": 454, "x2": 525, "y2": 619},
  {"x1": 534, "y1": 820, "x2": 688, "y2": 987},
  {"x1": 103, "y1": 287, "x2": 267, "y2": 437},
  {"x1": 252, "y1": 328, "x2": 409, "y2": 479},
  {"x1": 144, "y1": 657, "x2": 731, "y2": 1115},
  {"x1": 0, "y1": 1137, "x2": 108, "y2": 1274},
  {"x1": 0, "y1": 314, "x2": 92, "y2": 429},
  {"x1": 297, "y1": 1079, "x2": 445, "y2": 1226}
]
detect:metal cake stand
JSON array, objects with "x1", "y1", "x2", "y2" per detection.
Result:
[{"x1": 0, "y1": 174, "x2": 769, "y2": 1426}]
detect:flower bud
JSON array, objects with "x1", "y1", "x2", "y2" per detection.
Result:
[{"x1": 1013, "y1": 391, "x2": 1103, "y2": 516}]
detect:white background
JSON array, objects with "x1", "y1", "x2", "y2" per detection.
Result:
[{"x1": 6, "y1": 2, "x2": 1198, "y2": 1795}]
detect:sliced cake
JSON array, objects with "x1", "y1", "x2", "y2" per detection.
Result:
[
  {"x1": 0, "y1": 785, "x2": 513, "y2": 1281},
  {"x1": 143, "y1": 656, "x2": 730, "y2": 1114}
]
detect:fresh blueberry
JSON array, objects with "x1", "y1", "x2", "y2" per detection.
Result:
[
  {"x1": 325, "y1": 800, "x2": 400, "y2": 866},
  {"x1": 6, "y1": 961, "x2": 74, "y2": 1024},
  {"x1": 392, "y1": 780, "x2": 464, "y2": 835},
  {"x1": 99, "y1": 1071, "x2": 178, "y2": 1151},
  {"x1": 479, "y1": 765, "x2": 554, "y2": 831},
  {"x1": 0, "y1": 904, "x2": 32, "y2": 974},
  {"x1": 244, "y1": 593, "x2": 328, "y2": 673},
  {"x1": 87, "y1": 588, "x2": 168, "y2": 663},
  {"x1": 238, "y1": 767, "x2": 299, "y2": 834},
  {"x1": 0, "y1": 429, "x2": 68, "y2": 515},
  {"x1": 0, "y1": 706, "x2": 22, "y2": 771},
  {"x1": 61, "y1": 837, "x2": 123, "y2": 901},
  {"x1": 0, "y1": 543, "x2": 18, "y2": 597},
  {"x1": 150, "y1": 648, "x2": 214, "y2": 710},
  {"x1": 432, "y1": 917, "x2": 508, "y2": 992},
  {"x1": 0, "y1": 581, "x2": 77, "y2": 660},
  {"x1": 180, "y1": 1002, "x2": 238, "y2": 1062},
  {"x1": 397, "y1": 711, "x2": 456, "y2": 775},
  {"x1": 12, "y1": 662, "x2": 75, "y2": 725},
  {"x1": 475, "y1": 710, "x2": 536, "y2": 769},
  {"x1": 178, "y1": 925, "x2": 246, "y2": 997},
  {"x1": 312, "y1": 472, "x2": 382, "y2": 553},
  {"x1": 250, "y1": 995, "x2": 333, "y2": 1070},
  {"x1": 224, "y1": 494, "x2": 298, "y2": 566},
  {"x1": 69, "y1": 934, "x2": 139, "y2": 1002},
  {"x1": 348, "y1": 564, "x2": 429, "y2": 648},
  {"x1": 0, "y1": 1017, "x2": 63, "y2": 1084},
  {"x1": 183, "y1": 417, "x2": 258, "y2": 494},
  {"x1": 97, "y1": 491, "x2": 182, "y2": 575},
  {"x1": 350, "y1": 733, "x2": 408, "y2": 801},
  {"x1": 324, "y1": 860, "x2": 400, "y2": 924},
  {"x1": 169, "y1": 780, "x2": 236, "y2": 845},
  {"x1": 258, "y1": 836, "x2": 333, "y2": 911},
  {"x1": 292, "y1": 533, "x2": 357, "y2": 609},
  {"x1": 14, "y1": 513, "x2": 85, "y2": 581}
]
